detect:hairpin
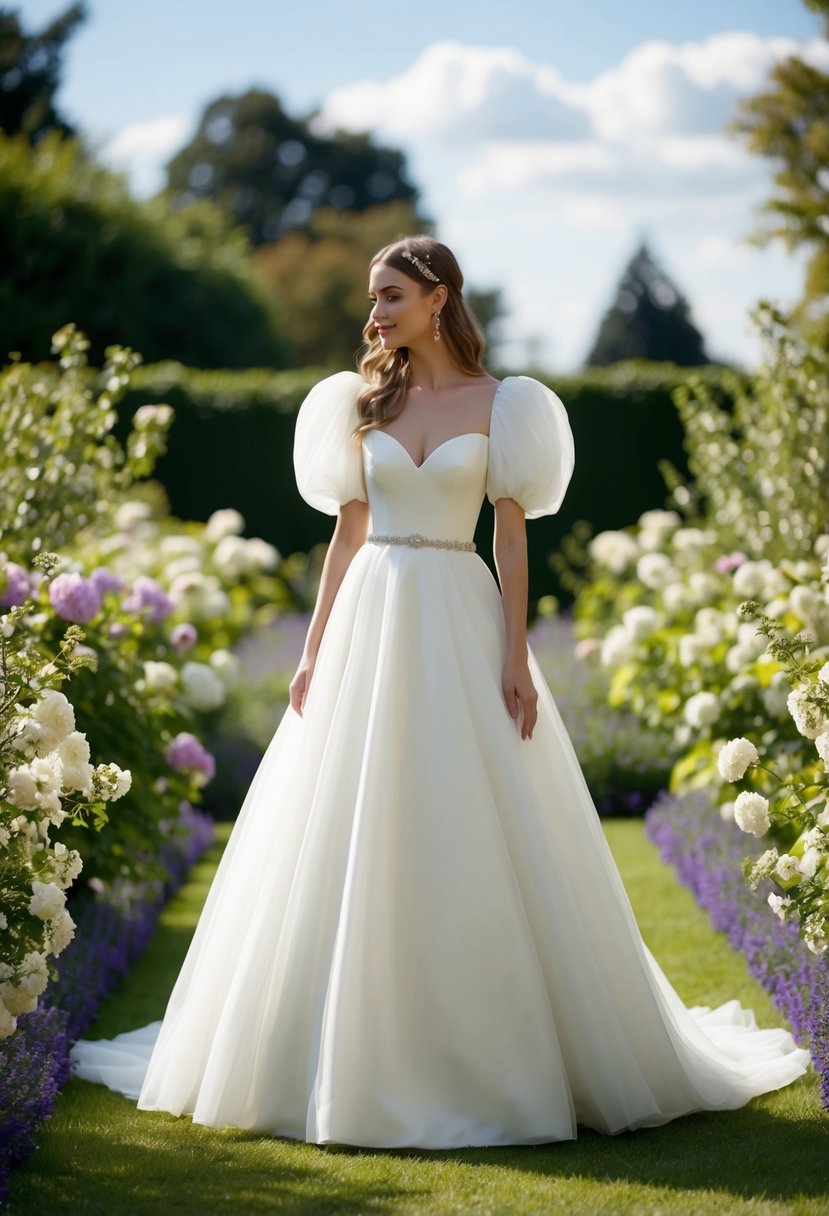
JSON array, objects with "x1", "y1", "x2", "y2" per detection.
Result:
[{"x1": 401, "y1": 250, "x2": 441, "y2": 282}]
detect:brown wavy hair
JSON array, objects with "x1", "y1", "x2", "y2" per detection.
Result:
[{"x1": 354, "y1": 235, "x2": 488, "y2": 438}]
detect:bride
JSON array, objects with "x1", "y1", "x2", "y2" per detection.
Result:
[{"x1": 69, "y1": 235, "x2": 809, "y2": 1148}]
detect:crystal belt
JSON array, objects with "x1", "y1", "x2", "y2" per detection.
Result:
[{"x1": 366, "y1": 531, "x2": 476, "y2": 552}]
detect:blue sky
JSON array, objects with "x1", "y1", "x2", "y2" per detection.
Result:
[{"x1": 21, "y1": 1, "x2": 824, "y2": 370}]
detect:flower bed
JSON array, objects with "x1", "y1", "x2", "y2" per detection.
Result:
[
  {"x1": 645, "y1": 788, "x2": 829, "y2": 1105},
  {"x1": 0, "y1": 803, "x2": 214, "y2": 1203}
]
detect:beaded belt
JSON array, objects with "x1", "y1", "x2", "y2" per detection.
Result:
[{"x1": 366, "y1": 531, "x2": 476, "y2": 553}]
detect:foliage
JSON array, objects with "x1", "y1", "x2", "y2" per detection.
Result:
[
  {"x1": 568, "y1": 305, "x2": 829, "y2": 950},
  {"x1": 728, "y1": 0, "x2": 829, "y2": 346},
  {"x1": 0, "y1": 2, "x2": 85, "y2": 143},
  {"x1": 585, "y1": 241, "x2": 711, "y2": 367},
  {"x1": 163, "y1": 87, "x2": 426, "y2": 246},
  {"x1": 0, "y1": 130, "x2": 288, "y2": 367}
]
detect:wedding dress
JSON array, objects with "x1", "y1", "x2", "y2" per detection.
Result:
[{"x1": 69, "y1": 372, "x2": 809, "y2": 1148}]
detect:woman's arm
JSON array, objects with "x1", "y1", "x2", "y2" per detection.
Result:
[
  {"x1": 492, "y1": 497, "x2": 538, "y2": 740},
  {"x1": 289, "y1": 498, "x2": 370, "y2": 716}
]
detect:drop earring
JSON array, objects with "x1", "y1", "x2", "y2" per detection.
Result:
[{"x1": 432, "y1": 311, "x2": 442, "y2": 342}]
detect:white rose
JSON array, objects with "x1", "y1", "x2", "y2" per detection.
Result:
[
  {"x1": 245, "y1": 538, "x2": 279, "y2": 570},
  {"x1": 818, "y1": 661, "x2": 829, "y2": 686},
  {"x1": 683, "y1": 691, "x2": 719, "y2": 729},
  {"x1": 181, "y1": 661, "x2": 226, "y2": 711},
  {"x1": 0, "y1": 1000, "x2": 16, "y2": 1039},
  {"x1": 28, "y1": 879, "x2": 66, "y2": 921},
  {"x1": 788, "y1": 688, "x2": 827, "y2": 740},
  {"x1": 600, "y1": 624, "x2": 633, "y2": 670},
  {"x1": 775, "y1": 854, "x2": 801, "y2": 882},
  {"x1": 678, "y1": 634, "x2": 708, "y2": 668},
  {"x1": 638, "y1": 509, "x2": 681, "y2": 533},
  {"x1": 717, "y1": 737, "x2": 759, "y2": 782},
  {"x1": 142, "y1": 660, "x2": 178, "y2": 695},
  {"x1": 622, "y1": 605, "x2": 658, "y2": 643},
  {"x1": 733, "y1": 560, "x2": 772, "y2": 599},
  {"x1": 57, "y1": 731, "x2": 93, "y2": 792},
  {"x1": 205, "y1": 508, "x2": 245, "y2": 541},
  {"x1": 7, "y1": 765, "x2": 38, "y2": 807},
  {"x1": 719, "y1": 800, "x2": 735, "y2": 822},
  {"x1": 799, "y1": 847, "x2": 822, "y2": 879},
  {"x1": 734, "y1": 791, "x2": 771, "y2": 837},
  {"x1": 790, "y1": 585, "x2": 822, "y2": 623},
  {"x1": 636, "y1": 553, "x2": 674, "y2": 590},
  {"x1": 31, "y1": 689, "x2": 75, "y2": 751},
  {"x1": 47, "y1": 908, "x2": 76, "y2": 955},
  {"x1": 588, "y1": 530, "x2": 639, "y2": 574},
  {"x1": 213, "y1": 535, "x2": 253, "y2": 577}
]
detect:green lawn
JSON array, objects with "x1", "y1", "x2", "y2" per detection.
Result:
[{"x1": 6, "y1": 821, "x2": 827, "y2": 1216}]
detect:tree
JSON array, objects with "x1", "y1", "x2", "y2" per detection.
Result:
[
  {"x1": 728, "y1": 0, "x2": 829, "y2": 345},
  {"x1": 0, "y1": 3, "x2": 86, "y2": 142},
  {"x1": 254, "y1": 201, "x2": 506, "y2": 369},
  {"x1": 585, "y1": 242, "x2": 710, "y2": 367},
  {"x1": 164, "y1": 88, "x2": 423, "y2": 247}
]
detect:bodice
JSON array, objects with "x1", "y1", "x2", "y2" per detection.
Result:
[{"x1": 362, "y1": 431, "x2": 489, "y2": 544}]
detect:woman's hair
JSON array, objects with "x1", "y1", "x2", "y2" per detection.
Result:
[{"x1": 354, "y1": 234, "x2": 487, "y2": 437}]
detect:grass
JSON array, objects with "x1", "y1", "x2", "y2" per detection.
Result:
[{"x1": 6, "y1": 820, "x2": 827, "y2": 1216}]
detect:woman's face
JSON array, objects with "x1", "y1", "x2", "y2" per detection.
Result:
[{"x1": 367, "y1": 262, "x2": 439, "y2": 349}]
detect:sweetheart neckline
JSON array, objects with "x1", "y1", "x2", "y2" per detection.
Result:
[
  {"x1": 366, "y1": 377, "x2": 512, "y2": 470},
  {"x1": 368, "y1": 429, "x2": 488, "y2": 471}
]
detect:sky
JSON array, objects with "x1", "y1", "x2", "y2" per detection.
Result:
[{"x1": 20, "y1": 0, "x2": 825, "y2": 372}]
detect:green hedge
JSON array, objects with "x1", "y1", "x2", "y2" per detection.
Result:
[{"x1": 117, "y1": 360, "x2": 732, "y2": 607}]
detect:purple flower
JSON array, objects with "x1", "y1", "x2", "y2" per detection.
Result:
[
  {"x1": 89, "y1": 567, "x2": 124, "y2": 595},
  {"x1": 108, "y1": 622, "x2": 129, "y2": 640},
  {"x1": 170, "y1": 622, "x2": 197, "y2": 652},
  {"x1": 0, "y1": 561, "x2": 31, "y2": 608},
  {"x1": 715, "y1": 552, "x2": 748, "y2": 574},
  {"x1": 122, "y1": 576, "x2": 174, "y2": 623},
  {"x1": 166, "y1": 731, "x2": 216, "y2": 780},
  {"x1": 48, "y1": 572, "x2": 102, "y2": 624}
]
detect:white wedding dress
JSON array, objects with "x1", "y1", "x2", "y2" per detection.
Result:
[{"x1": 69, "y1": 372, "x2": 809, "y2": 1148}]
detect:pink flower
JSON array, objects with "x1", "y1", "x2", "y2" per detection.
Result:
[
  {"x1": 166, "y1": 731, "x2": 216, "y2": 780},
  {"x1": 0, "y1": 561, "x2": 31, "y2": 608},
  {"x1": 108, "y1": 622, "x2": 129, "y2": 640},
  {"x1": 170, "y1": 622, "x2": 197, "y2": 652},
  {"x1": 49, "y1": 572, "x2": 102, "y2": 623},
  {"x1": 122, "y1": 576, "x2": 174, "y2": 623},
  {"x1": 715, "y1": 552, "x2": 748, "y2": 574}
]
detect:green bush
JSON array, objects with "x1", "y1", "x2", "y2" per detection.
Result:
[{"x1": 0, "y1": 131, "x2": 289, "y2": 369}]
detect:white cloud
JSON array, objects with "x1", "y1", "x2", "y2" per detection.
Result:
[{"x1": 99, "y1": 115, "x2": 192, "y2": 196}]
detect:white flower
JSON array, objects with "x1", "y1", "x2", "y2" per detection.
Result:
[
  {"x1": 719, "y1": 799, "x2": 735, "y2": 822},
  {"x1": 208, "y1": 648, "x2": 241, "y2": 688},
  {"x1": 761, "y1": 672, "x2": 791, "y2": 719},
  {"x1": 244, "y1": 537, "x2": 279, "y2": 570},
  {"x1": 763, "y1": 568, "x2": 791, "y2": 599},
  {"x1": 57, "y1": 731, "x2": 93, "y2": 792},
  {"x1": 734, "y1": 791, "x2": 771, "y2": 837},
  {"x1": 775, "y1": 854, "x2": 801, "y2": 882},
  {"x1": 678, "y1": 634, "x2": 708, "y2": 668},
  {"x1": 636, "y1": 552, "x2": 674, "y2": 590},
  {"x1": 588, "y1": 530, "x2": 639, "y2": 574},
  {"x1": 799, "y1": 847, "x2": 822, "y2": 879},
  {"x1": 732, "y1": 560, "x2": 773, "y2": 599},
  {"x1": 717, "y1": 737, "x2": 759, "y2": 782},
  {"x1": 7, "y1": 765, "x2": 38, "y2": 807},
  {"x1": 790, "y1": 584, "x2": 823, "y2": 623},
  {"x1": 683, "y1": 691, "x2": 719, "y2": 729},
  {"x1": 31, "y1": 689, "x2": 75, "y2": 751},
  {"x1": 819, "y1": 661, "x2": 829, "y2": 686},
  {"x1": 694, "y1": 608, "x2": 729, "y2": 645},
  {"x1": 637, "y1": 509, "x2": 680, "y2": 533},
  {"x1": 28, "y1": 880, "x2": 66, "y2": 921},
  {"x1": 142, "y1": 660, "x2": 178, "y2": 695},
  {"x1": 804, "y1": 913, "x2": 829, "y2": 955},
  {"x1": 673, "y1": 528, "x2": 714, "y2": 555},
  {"x1": 599, "y1": 624, "x2": 633, "y2": 670},
  {"x1": 661, "y1": 582, "x2": 688, "y2": 616},
  {"x1": 180, "y1": 661, "x2": 226, "y2": 711},
  {"x1": 622, "y1": 605, "x2": 658, "y2": 643},
  {"x1": 768, "y1": 893, "x2": 795, "y2": 921},
  {"x1": 0, "y1": 912, "x2": 5, "y2": 930},
  {"x1": 205, "y1": 508, "x2": 245, "y2": 541},
  {"x1": 114, "y1": 500, "x2": 153, "y2": 530},
  {"x1": 213, "y1": 535, "x2": 254, "y2": 577},
  {"x1": 93, "y1": 762, "x2": 132, "y2": 801},
  {"x1": 47, "y1": 908, "x2": 76, "y2": 955},
  {"x1": 686, "y1": 571, "x2": 719, "y2": 604},
  {"x1": 787, "y1": 688, "x2": 827, "y2": 740}
]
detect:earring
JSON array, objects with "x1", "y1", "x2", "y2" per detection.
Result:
[{"x1": 432, "y1": 311, "x2": 442, "y2": 343}]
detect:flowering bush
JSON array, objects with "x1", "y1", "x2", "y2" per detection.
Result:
[
  {"x1": 563, "y1": 305, "x2": 829, "y2": 952},
  {"x1": 0, "y1": 583, "x2": 132, "y2": 1041}
]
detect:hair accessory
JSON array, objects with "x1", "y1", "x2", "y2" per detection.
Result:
[{"x1": 401, "y1": 250, "x2": 440, "y2": 283}]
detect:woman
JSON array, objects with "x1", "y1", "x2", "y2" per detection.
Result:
[{"x1": 70, "y1": 235, "x2": 809, "y2": 1148}]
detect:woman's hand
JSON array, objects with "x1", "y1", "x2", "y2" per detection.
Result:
[
  {"x1": 502, "y1": 658, "x2": 538, "y2": 740},
  {"x1": 289, "y1": 654, "x2": 316, "y2": 717}
]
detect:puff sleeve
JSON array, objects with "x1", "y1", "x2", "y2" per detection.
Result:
[
  {"x1": 485, "y1": 376, "x2": 575, "y2": 518},
  {"x1": 293, "y1": 371, "x2": 369, "y2": 515}
]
